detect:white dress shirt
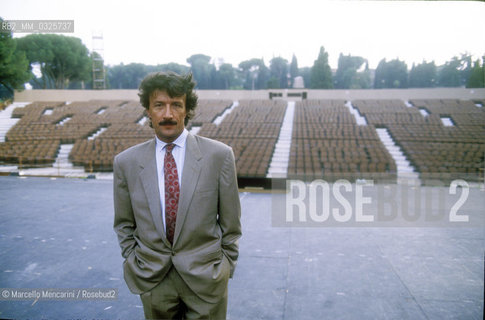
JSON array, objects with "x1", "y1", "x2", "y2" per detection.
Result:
[{"x1": 155, "y1": 128, "x2": 188, "y2": 231}]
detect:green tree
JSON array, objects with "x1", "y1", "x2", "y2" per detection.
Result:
[
  {"x1": 438, "y1": 54, "x2": 473, "y2": 87},
  {"x1": 239, "y1": 59, "x2": 258, "y2": 90},
  {"x1": 0, "y1": 18, "x2": 31, "y2": 97},
  {"x1": 266, "y1": 77, "x2": 280, "y2": 89},
  {"x1": 256, "y1": 59, "x2": 270, "y2": 90},
  {"x1": 269, "y1": 57, "x2": 288, "y2": 89},
  {"x1": 459, "y1": 53, "x2": 473, "y2": 87},
  {"x1": 437, "y1": 57, "x2": 461, "y2": 87},
  {"x1": 107, "y1": 63, "x2": 147, "y2": 89},
  {"x1": 156, "y1": 62, "x2": 190, "y2": 75},
  {"x1": 238, "y1": 58, "x2": 269, "y2": 90},
  {"x1": 218, "y1": 63, "x2": 236, "y2": 89},
  {"x1": 334, "y1": 53, "x2": 368, "y2": 89},
  {"x1": 408, "y1": 61, "x2": 437, "y2": 88},
  {"x1": 187, "y1": 54, "x2": 213, "y2": 89},
  {"x1": 16, "y1": 34, "x2": 90, "y2": 89},
  {"x1": 351, "y1": 61, "x2": 371, "y2": 89},
  {"x1": 69, "y1": 51, "x2": 103, "y2": 89},
  {"x1": 289, "y1": 54, "x2": 299, "y2": 88},
  {"x1": 466, "y1": 57, "x2": 485, "y2": 88},
  {"x1": 310, "y1": 46, "x2": 333, "y2": 89},
  {"x1": 106, "y1": 63, "x2": 190, "y2": 89},
  {"x1": 374, "y1": 58, "x2": 408, "y2": 88}
]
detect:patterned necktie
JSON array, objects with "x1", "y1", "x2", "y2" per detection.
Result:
[{"x1": 164, "y1": 143, "x2": 179, "y2": 244}]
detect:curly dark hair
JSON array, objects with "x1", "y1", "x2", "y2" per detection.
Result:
[{"x1": 138, "y1": 72, "x2": 198, "y2": 126}]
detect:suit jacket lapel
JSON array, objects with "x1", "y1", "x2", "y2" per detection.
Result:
[
  {"x1": 173, "y1": 133, "x2": 202, "y2": 246},
  {"x1": 139, "y1": 139, "x2": 171, "y2": 246}
]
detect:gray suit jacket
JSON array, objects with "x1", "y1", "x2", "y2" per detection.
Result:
[{"x1": 113, "y1": 133, "x2": 241, "y2": 303}]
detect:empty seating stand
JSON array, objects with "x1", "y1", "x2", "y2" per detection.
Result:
[
  {"x1": 1, "y1": 100, "x2": 234, "y2": 172},
  {"x1": 353, "y1": 99, "x2": 485, "y2": 182},
  {"x1": 1, "y1": 98, "x2": 483, "y2": 183},
  {"x1": 70, "y1": 99, "x2": 234, "y2": 171},
  {"x1": 197, "y1": 100, "x2": 287, "y2": 178},
  {"x1": 288, "y1": 100, "x2": 396, "y2": 182},
  {"x1": 187, "y1": 99, "x2": 233, "y2": 128}
]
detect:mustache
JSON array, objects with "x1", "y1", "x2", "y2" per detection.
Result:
[{"x1": 159, "y1": 120, "x2": 177, "y2": 126}]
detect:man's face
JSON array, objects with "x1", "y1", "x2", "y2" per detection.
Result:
[{"x1": 147, "y1": 90, "x2": 187, "y2": 143}]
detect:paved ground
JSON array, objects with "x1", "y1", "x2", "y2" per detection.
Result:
[{"x1": 0, "y1": 176, "x2": 483, "y2": 319}]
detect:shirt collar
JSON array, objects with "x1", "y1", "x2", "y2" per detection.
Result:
[{"x1": 155, "y1": 128, "x2": 188, "y2": 151}]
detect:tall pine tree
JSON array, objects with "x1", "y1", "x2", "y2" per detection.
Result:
[
  {"x1": 0, "y1": 18, "x2": 31, "y2": 97},
  {"x1": 310, "y1": 46, "x2": 333, "y2": 89},
  {"x1": 466, "y1": 58, "x2": 485, "y2": 88},
  {"x1": 289, "y1": 54, "x2": 299, "y2": 88},
  {"x1": 409, "y1": 61, "x2": 436, "y2": 88}
]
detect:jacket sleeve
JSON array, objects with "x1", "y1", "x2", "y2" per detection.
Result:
[
  {"x1": 218, "y1": 147, "x2": 242, "y2": 278},
  {"x1": 113, "y1": 155, "x2": 137, "y2": 259}
]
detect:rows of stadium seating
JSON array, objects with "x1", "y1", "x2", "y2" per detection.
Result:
[
  {"x1": 70, "y1": 138, "x2": 150, "y2": 171},
  {"x1": 353, "y1": 99, "x2": 485, "y2": 181},
  {"x1": 0, "y1": 140, "x2": 60, "y2": 165},
  {"x1": 196, "y1": 100, "x2": 287, "y2": 177},
  {"x1": 187, "y1": 99, "x2": 232, "y2": 128},
  {"x1": 4, "y1": 100, "x2": 141, "y2": 168},
  {"x1": 1, "y1": 99, "x2": 233, "y2": 171},
  {"x1": 292, "y1": 100, "x2": 356, "y2": 124},
  {"x1": 69, "y1": 99, "x2": 232, "y2": 171},
  {"x1": 288, "y1": 100, "x2": 396, "y2": 181},
  {"x1": 1, "y1": 98, "x2": 483, "y2": 182},
  {"x1": 8, "y1": 100, "x2": 138, "y2": 142}
]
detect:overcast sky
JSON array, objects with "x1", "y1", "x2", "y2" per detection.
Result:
[{"x1": 2, "y1": 0, "x2": 485, "y2": 69}]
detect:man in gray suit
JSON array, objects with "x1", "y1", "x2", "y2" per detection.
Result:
[{"x1": 113, "y1": 72, "x2": 242, "y2": 319}]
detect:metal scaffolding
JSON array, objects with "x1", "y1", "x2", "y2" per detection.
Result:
[{"x1": 92, "y1": 31, "x2": 105, "y2": 90}]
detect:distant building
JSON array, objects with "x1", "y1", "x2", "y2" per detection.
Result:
[{"x1": 293, "y1": 76, "x2": 304, "y2": 89}]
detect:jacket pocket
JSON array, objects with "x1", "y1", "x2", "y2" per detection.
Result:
[
  {"x1": 212, "y1": 253, "x2": 230, "y2": 280},
  {"x1": 202, "y1": 249, "x2": 223, "y2": 263}
]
